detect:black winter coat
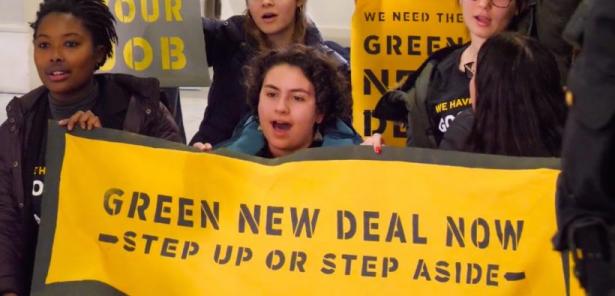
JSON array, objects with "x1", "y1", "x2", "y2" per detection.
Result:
[{"x1": 0, "y1": 73, "x2": 181, "y2": 295}]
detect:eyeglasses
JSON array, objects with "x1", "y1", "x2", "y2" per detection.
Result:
[
  {"x1": 469, "y1": 0, "x2": 514, "y2": 9},
  {"x1": 464, "y1": 62, "x2": 475, "y2": 79}
]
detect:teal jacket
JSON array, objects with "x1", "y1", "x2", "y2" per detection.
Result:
[{"x1": 216, "y1": 116, "x2": 362, "y2": 156}]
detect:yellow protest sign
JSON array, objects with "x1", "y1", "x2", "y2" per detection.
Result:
[
  {"x1": 100, "y1": 0, "x2": 209, "y2": 86},
  {"x1": 32, "y1": 126, "x2": 581, "y2": 295},
  {"x1": 351, "y1": 0, "x2": 469, "y2": 146}
]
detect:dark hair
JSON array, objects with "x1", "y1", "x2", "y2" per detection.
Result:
[
  {"x1": 466, "y1": 32, "x2": 567, "y2": 157},
  {"x1": 31, "y1": 0, "x2": 117, "y2": 69},
  {"x1": 244, "y1": 44, "x2": 352, "y2": 127},
  {"x1": 244, "y1": 0, "x2": 308, "y2": 51}
]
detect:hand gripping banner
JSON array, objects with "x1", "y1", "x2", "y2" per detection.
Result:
[{"x1": 32, "y1": 125, "x2": 582, "y2": 295}]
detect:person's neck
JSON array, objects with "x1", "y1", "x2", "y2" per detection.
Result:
[
  {"x1": 49, "y1": 79, "x2": 96, "y2": 106},
  {"x1": 460, "y1": 36, "x2": 486, "y2": 70},
  {"x1": 267, "y1": 26, "x2": 296, "y2": 49}
]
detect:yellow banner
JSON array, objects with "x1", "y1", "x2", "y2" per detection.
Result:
[
  {"x1": 351, "y1": 0, "x2": 469, "y2": 146},
  {"x1": 32, "y1": 127, "x2": 582, "y2": 295}
]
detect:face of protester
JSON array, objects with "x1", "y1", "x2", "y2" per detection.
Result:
[
  {"x1": 247, "y1": 0, "x2": 302, "y2": 44},
  {"x1": 461, "y1": 0, "x2": 518, "y2": 41},
  {"x1": 34, "y1": 12, "x2": 104, "y2": 104},
  {"x1": 257, "y1": 63, "x2": 324, "y2": 157}
]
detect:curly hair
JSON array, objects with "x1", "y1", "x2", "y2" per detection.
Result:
[
  {"x1": 244, "y1": 44, "x2": 352, "y2": 127},
  {"x1": 31, "y1": 0, "x2": 117, "y2": 69}
]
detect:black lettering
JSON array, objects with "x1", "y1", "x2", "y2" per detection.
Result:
[
  {"x1": 291, "y1": 208, "x2": 320, "y2": 238},
  {"x1": 154, "y1": 194, "x2": 172, "y2": 224},
  {"x1": 103, "y1": 188, "x2": 124, "y2": 215},
  {"x1": 238, "y1": 204, "x2": 260, "y2": 234},
  {"x1": 236, "y1": 247, "x2": 252, "y2": 266},
  {"x1": 364, "y1": 12, "x2": 376, "y2": 21},
  {"x1": 435, "y1": 261, "x2": 450, "y2": 282},
  {"x1": 321, "y1": 253, "x2": 336, "y2": 274},
  {"x1": 486, "y1": 264, "x2": 499, "y2": 286},
  {"x1": 181, "y1": 241, "x2": 199, "y2": 259},
  {"x1": 364, "y1": 35, "x2": 380, "y2": 55},
  {"x1": 266, "y1": 206, "x2": 284, "y2": 236},
  {"x1": 382, "y1": 257, "x2": 398, "y2": 278},
  {"x1": 361, "y1": 255, "x2": 378, "y2": 277},
  {"x1": 386, "y1": 35, "x2": 402, "y2": 55},
  {"x1": 213, "y1": 244, "x2": 232, "y2": 265},
  {"x1": 496, "y1": 220, "x2": 524, "y2": 251},
  {"x1": 177, "y1": 197, "x2": 194, "y2": 227},
  {"x1": 363, "y1": 69, "x2": 389, "y2": 95},
  {"x1": 364, "y1": 211, "x2": 379, "y2": 242},
  {"x1": 341, "y1": 254, "x2": 358, "y2": 275},
  {"x1": 413, "y1": 259, "x2": 431, "y2": 281},
  {"x1": 290, "y1": 251, "x2": 307, "y2": 272},
  {"x1": 412, "y1": 214, "x2": 427, "y2": 244},
  {"x1": 471, "y1": 218, "x2": 490, "y2": 249},
  {"x1": 200, "y1": 200, "x2": 220, "y2": 229},
  {"x1": 385, "y1": 213, "x2": 407, "y2": 243},
  {"x1": 142, "y1": 234, "x2": 158, "y2": 254},
  {"x1": 407, "y1": 35, "x2": 421, "y2": 55},
  {"x1": 128, "y1": 192, "x2": 149, "y2": 220},
  {"x1": 446, "y1": 216, "x2": 465, "y2": 247},
  {"x1": 427, "y1": 36, "x2": 441, "y2": 56},
  {"x1": 337, "y1": 210, "x2": 356, "y2": 239},
  {"x1": 161, "y1": 238, "x2": 178, "y2": 257},
  {"x1": 467, "y1": 263, "x2": 482, "y2": 284},
  {"x1": 266, "y1": 250, "x2": 285, "y2": 270},
  {"x1": 123, "y1": 231, "x2": 136, "y2": 251}
]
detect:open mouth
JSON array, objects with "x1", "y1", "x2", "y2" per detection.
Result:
[
  {"x1": 474, "y1": 15, "x2": 491, "y2": 26},
  {"x1": 272, "y1": 121, "x2": 292, "y2": 132},
  {"x1": 262, "y1": 12, "x2": 278, "y2": 22},
  {"x1": 47, "y1": 70, "x2": 70, "y2": 82}
]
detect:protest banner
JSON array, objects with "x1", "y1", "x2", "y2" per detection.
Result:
[
  {"x1": 99, "y1": 0, "x2": 209, "y2": 86},
  {"x1": 351, "y1": 0, "x2": 469, "y2": 146},
  {"x1": 32, "y1": 125, "x2": 582, "y2": 295}
]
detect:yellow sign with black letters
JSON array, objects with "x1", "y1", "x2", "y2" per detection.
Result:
[
  {"x1": 100, "y1": 0, "x2": 209, "y2": 86},
  {"x1": 32, "y1": 126, "x2": 581, "y2": 295},
  {"x1": 351, "y1": 0, "x2": 470, "y2": 146}
]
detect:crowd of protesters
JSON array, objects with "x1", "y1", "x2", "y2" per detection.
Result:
[{"x1": 2, "y1": 0, "x2": 612, "y2": 294}]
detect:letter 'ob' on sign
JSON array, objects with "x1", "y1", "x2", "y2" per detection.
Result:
[{"x1": 99, "y1": 37, "x2": 187, "y2": 72}]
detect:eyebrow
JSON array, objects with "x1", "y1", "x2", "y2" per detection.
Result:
[
  {"x1": 35, "y1": 32, "x2": 82, "y2": 39},
  {"x1": 263, "y1": 84, "x2": 311, "y2": 94}
]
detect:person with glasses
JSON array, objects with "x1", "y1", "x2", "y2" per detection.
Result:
[
  {"x1": 439, "y1": 32, "x2": 567, "y2": 156},
  {"x1": 373, "y1": 0, "x2": 529, "y2": 149}
]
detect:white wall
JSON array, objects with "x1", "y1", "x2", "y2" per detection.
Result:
[{"x1": 0, "y1": 0, "x2": 42, "y2": 93}]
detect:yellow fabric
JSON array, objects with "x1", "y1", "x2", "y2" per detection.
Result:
[
  {"x1": 351, "y1": 0, "x2": 469, "y2": 146},
  {"x1": 41, "y1": 133, "x2": 582, "y2": 295}
]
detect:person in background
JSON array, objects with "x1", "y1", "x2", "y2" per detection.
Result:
[
  {"x1": 0, "y1": 1, "x2": 181, "y2": 294},
  {"x1": 554, "y1": 0, "x2": 615, "y2": 293},
  {"x1": 373, "y1": 0, "x2": 529, "y2": 148},
  {"x1": 440, "y1": 32, "x2": 567, "y2": 157},
  {"x1": 199, "y1": 44, "x2": 361, "y2": 157},
  {"x1": 190, "y1": 0, "x2": 349, "y2": 148}
]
